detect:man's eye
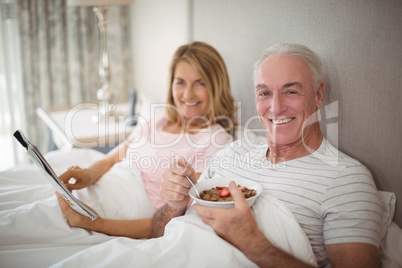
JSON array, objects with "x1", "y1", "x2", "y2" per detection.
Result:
[{"x1": 260, "y1": 91, "x2": 270, "y2": 96}]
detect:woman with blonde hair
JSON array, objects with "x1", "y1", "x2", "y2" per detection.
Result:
[
  {"x1": 56, "y1": 41, "x2": 237, "y2": 239},
  {"x1": 165, "y1": 41, "x2": 236, "y2": 132}
]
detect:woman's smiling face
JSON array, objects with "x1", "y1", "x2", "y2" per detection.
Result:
[
  {"x1": 255, "y1": 55, "x2": 324, "y2": 147},
  {"x1": 172, "y1": 61, "x2": 210, "y2": 122}
]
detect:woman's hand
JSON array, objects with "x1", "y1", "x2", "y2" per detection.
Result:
[
  {"x1": 59, "y1": 166, "x2": 97, "y2": 191},
  {"x1": 56, "y1": 191, "x2": 101, "y2": 230}
]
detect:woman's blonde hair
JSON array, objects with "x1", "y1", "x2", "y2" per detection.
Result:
[{"x1": 165, "y1": 41, "x2": 237, "y2": 133}]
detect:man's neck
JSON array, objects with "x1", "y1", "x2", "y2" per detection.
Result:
[{"x1": 266, "y1": 127, "x2": 323, "y2": 163}]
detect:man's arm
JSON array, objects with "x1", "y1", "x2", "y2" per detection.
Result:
[
  {"x1": 326, "y1": 243, "x2": 380, "y2": 268},
  {"x1": 59, "y1": 140, "x2": 128, "y2": 191},
  {"x1": 151, "y1": 204, "x2": 186, "y2": 237},
  {"x1": 239, "y1": 232, "x2": 314, "y2": 267},
  {"x1": 150, "y1": 158, "x2": 199, "y2": 237}
]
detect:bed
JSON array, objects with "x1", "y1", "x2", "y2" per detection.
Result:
[{"x1": 0, "y1": 147, "x2": 401, "y2": 267}]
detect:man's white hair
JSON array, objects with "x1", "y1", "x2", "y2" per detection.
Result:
[{"x1": 254, "y1": 43, "x2": 323, "y2": 90}]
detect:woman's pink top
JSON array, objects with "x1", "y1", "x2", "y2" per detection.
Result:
[{"x1": 125, "y1": 117, "x2": 233, "y2": 209}]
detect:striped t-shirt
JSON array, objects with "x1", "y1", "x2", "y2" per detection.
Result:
[{"x1": 199, "y1": 138, "x2": 383, "y2": 267}]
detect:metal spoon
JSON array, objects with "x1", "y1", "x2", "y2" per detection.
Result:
[{"x1": 186, "y1": 176, "x2": 200, "y2": 198}]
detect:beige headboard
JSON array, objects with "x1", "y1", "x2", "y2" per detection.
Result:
[{"x1": 132, "y1": 0, "x2": 402, "y2": 225}]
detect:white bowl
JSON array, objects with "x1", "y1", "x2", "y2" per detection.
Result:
[{"x1": 189, "y1": 176, "x2": 262, "y2": 208}]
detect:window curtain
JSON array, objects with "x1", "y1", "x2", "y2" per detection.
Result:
[{"x1": 0, "y1": 0, "x2": 133, "y2": 170}]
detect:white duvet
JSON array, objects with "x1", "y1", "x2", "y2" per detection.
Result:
[{"x1": 0, "y1": 149, "x2": 400, "y2": 267}]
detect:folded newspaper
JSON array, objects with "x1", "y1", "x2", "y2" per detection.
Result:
[{"x1": 13, "y1": 130, "x2": 99, "y2": 220}]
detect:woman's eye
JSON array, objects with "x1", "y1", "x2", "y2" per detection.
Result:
[
  {"x1": 197, "y1": 81, "x2": 205, "y2": 87},
  {"x1": 175, "y1": 81, "x2": 184, "y2": 86}
]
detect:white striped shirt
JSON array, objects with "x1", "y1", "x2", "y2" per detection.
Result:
[{"x1": 199, "y1": 138, "x2": 383, "y2": 267}]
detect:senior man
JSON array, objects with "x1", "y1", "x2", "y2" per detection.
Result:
[{"x1": 151, "y1": 43, "x2": 383, "y2": 267}]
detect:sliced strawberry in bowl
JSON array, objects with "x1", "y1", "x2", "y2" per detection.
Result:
[{"x1": 219, "y1": 187, "x2": 230, "y2": 198}]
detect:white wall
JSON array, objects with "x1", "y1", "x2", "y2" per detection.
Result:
[{"x1": 131, "y1": 0, "x2": 191, "y2": 103}]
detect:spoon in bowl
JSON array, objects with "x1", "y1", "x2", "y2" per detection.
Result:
[{"x1": 186, "y1": 176, "x2": 200, "y2": 198}]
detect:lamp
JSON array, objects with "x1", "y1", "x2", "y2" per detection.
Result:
[{"x1": 67, "y1": 0, "x2": 134, "y2": 121}]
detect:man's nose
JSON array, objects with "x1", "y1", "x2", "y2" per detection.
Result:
[{"x1": 270, "y1": 94, "x2": 286, "y2": 114}]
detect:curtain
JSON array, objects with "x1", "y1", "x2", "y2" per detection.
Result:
[
  {"x1": 0, "y1": 0, "x2": 134, "y2": 170},
  {"x1": 0, "y1": 0, "x2": 25, "y2": 170}
]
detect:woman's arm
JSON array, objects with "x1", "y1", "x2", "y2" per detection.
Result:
[
  {"x1": 56, "y1": 192, "x2": 152, "y2": 239},
  {"x1": 59, "y1": 140, "x2": 131, "y2": 190}
]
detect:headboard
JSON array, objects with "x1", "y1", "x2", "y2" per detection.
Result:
[{"x1": 131, "y1": 0, "x2": 402, "y2": 225}]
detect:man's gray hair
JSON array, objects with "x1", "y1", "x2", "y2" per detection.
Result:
[{"x1": 254, "y1": 43, "x2": 323, "y2": 90}]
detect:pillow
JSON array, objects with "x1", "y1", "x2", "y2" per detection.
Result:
[
  {"x1": 380, "y1": 222, "x2": 402, "y2": 268},
  {"x1": 379, "y1": 191, "x2": 396, "y2": 242},
  {"x1": 45, "y1": 148, "x2": 106, "y2": 169}
]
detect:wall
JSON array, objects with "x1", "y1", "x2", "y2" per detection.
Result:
[
  {"x1": 131, "y1": 0, "x2": 402, "y2": 226},
  {"x1": 131, "y1": 0, "x2": 191, "y2": 103}
]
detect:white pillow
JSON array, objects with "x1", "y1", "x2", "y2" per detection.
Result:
[
  {"x1": 379, "y1": 191, "x2": 396, "y2": 242},
  {"x1": 45, "y1": 148, "x2": 106, "y2": 169},
  {"x1": 381, "y1": 222, "x2": 402, "y2": 268}
]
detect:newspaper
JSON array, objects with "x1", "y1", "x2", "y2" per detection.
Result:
[{"x1": 13, "y1": 130, "x2": 99, "y2": 220}]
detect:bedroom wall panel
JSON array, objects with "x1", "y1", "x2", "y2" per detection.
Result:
[
  {"x1": 192, "y1": 0, "x2": 402, "y2": 225},
  {"x1": 131, "y1": 0, "x2": 191, "y2": 103}
]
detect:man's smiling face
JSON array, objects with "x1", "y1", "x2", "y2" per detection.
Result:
[{"x1": 255, "y1": 55, "x2": 324, "y2": 147}]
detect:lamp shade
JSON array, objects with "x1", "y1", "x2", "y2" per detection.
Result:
[{"x1": 67, "y1": 0, "x2": 134, "y2": 6}]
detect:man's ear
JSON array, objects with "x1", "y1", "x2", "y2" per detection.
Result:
[{"x1": 316, "y1": 82, "x2": 325, "y2": 109}]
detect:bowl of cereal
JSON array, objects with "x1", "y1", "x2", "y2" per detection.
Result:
[{"x1": 189, "y1": 176, "x2": 262, "y2": 208}]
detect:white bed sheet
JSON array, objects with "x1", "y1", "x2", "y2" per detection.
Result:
[
  {"x1": 51, "y1": 194, "x2": 318, "y2": 268},
  {"x1": 0, "y1": 148, "x2": 400, "y2": 267}
]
